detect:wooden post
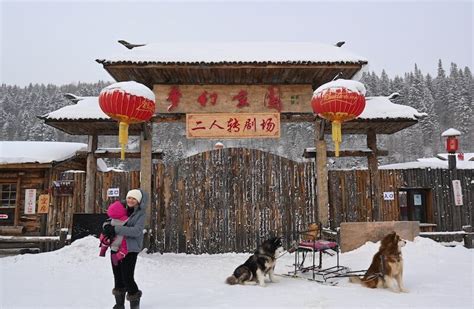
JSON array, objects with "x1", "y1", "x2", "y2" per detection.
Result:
[
  {"x1": 367, "y1": 129, "x2": 381, "y2": 221},
  {"x1": 84, "y1": 135, "x2": 98, "y2": 214},
  {"x1": 315, "y1": 118, "x2": 329, "y2": 227},
  {"x1": 58, "y1": 228, "x2": 68, "y2": 249},
  {"x1": 140, "y1": 123, "x2": 153, "y2": 251}
]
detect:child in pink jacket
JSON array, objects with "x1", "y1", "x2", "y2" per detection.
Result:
[{"x1": 99, "y1": 201, "x2": 128, "y2": 265}]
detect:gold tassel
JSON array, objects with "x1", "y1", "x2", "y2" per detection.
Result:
[
  {"x1": 118, "y1": 122, "x2": 129, "y2": 160},
  {"x1": 332, "y1": 120, "x2": 342, "y2": 157}
]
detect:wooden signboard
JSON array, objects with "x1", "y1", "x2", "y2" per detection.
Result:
[
  {"x1": 38, "y1": 194, "x2": 50, "y2": 214},
  {"x1": 154, "y1": 84, "x2": 313, "y2": 114},
  {"x1": 187, "y1": 113, "x2": 280, "y2": 139}
]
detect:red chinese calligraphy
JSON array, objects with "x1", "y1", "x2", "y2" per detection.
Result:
[
  {"x1": 197, "y1": 91, "x2": 218, "y2": 107},
  {"x1": 227, "y1": 118, "x2": 240, "y2": 132},
  {"x1": 243, "y1": 118, "x2": 257, "y2": 132},
  {"x1": 191, "y1": 121, "x2": 206, "y2": 131},
  {"x1": 232, "y1": 90, "x2": 249, "y2": 108},
  {"x1": 264, "y1": 86, "x2": 282, "y2": 111},
  {"x1": 167, "y1": 86, "x2": 182, "y2": 112},
  {"x1": 209, "y1": 93, "x2": 218, "y2": 105},
  {"x1": 209, "y1": 120, "x2": 224, "y2": 130},
  {"x1": 260, "y1": 118, "x2": 276, "y2": 132},
  {"x1": 197, "y1": 91, "x2": 208, "y2": 107}
]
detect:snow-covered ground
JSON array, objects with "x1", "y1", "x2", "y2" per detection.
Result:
[{"x1": 0, "y1": 236, "x2": 472, "y2": 308}]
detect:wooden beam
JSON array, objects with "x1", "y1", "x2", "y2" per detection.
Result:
[
  {"x1": 303, "y1": 148, "x2": 389, "y2": 158},
  {"x1": 0, "y1": 163, "x2": 52, "y2": 169},
  {"x1": 315, "y1": 118, "x2": 329, "y2": 227},
  {"x1": 140, "y1": 123, "x2": 153, "y2": 250},
  {"x1": 14, "y1": 176, "x2": 21, "y2": 227},
  {"x1": 85, "y1": 135, "x2": 98, "y2": 214},
  {"x1": 367, "y1": 129, "x2": 381, "y2": 221},
  {"x1": 77, "y1": 149, "x2": 164, "y2": 159}
]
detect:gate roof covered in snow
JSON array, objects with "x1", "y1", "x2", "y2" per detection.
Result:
[{"x1": 96, "y1": 41, "x2": 368, "y2": 88}]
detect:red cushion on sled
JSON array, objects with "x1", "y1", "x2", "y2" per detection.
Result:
[{"x1": 297, "y1": 240, "x2": 337, "y2": 251}]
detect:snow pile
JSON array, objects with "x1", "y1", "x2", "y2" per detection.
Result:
[
  {"x1": 101, "y1": 81, "x2": 155, "y2": 102},
  {"x1": 1, "y1": 236, "x2": 472, "y2": 308},
  {"x1": 313, "y1": 79, "x2": 367, "y2": 96}
]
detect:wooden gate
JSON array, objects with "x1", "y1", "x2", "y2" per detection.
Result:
[{"x1": 152, "y1": 148, "x2": 317, "y2": 254}]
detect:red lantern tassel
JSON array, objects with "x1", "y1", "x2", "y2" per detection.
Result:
[
  {"x1": 332, "y1": 120, "x2": 342, "y2": 157},
  {"x1": 118, "y1": 122, "x2": 129, "y2": 160}
]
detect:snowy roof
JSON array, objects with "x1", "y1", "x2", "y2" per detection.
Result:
[
  {"x1": 0, "y1": 141, "x2": 110, "y2": 171},
  {"x1": 380, "y1": 153, "x2": 474, "y2": 170},
  {"x1": 0, "y1": 141, "x2": 87, "y2": 164},
  {"x1": 358, "y1": 96, "x2": 426, "y2": 120},
  {"x1": 40, "y1": 96, "x2": 109, "y2": 120},
  {"x1": 437, "y1": 153, "x2": 474, "y2": 161},
  {"x1": 441, "y1": 128, "x2": 461, "y2": 137},
  {"x1": 98, "y1": 42, "x2": 368, "y2": 65}
]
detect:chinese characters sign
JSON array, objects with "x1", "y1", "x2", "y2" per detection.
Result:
[
  {"x1": 187, "y1": 113, "x2": 280, "y2": 139},
  {"x1": 38, "y1": 194, "x2": 50, "y2": 214},
  {"x1": 154, "y1": 85, "x2": 313, "y2": 113},
  {"x1": 24, "y1": 189, "x2": 36, "y2": 215}
]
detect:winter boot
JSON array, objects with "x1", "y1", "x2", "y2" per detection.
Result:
[
  {"x1": 127, "y1": 290, "x2": 142, "y2": 309},
  {"x1": 112, "y1": 288, "x2": 126, "y2": 309}
]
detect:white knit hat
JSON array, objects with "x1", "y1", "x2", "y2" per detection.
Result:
[{"x1": 126, "y1": 189, "x2": 142, "y2": 203}]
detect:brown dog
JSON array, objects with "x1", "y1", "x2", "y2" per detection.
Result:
[{"x1": 350, "y1": 232, "x2": 408, "y2": 293}]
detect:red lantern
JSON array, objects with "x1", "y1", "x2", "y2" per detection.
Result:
[
  {"x1": 99, "y1": 81, "x2": 156, "y2": 160},
  {"x1": 446, "y1": 136, "x2": 458, "y2": 153},
  {"x1": 311, "y1": 80, "x2": 366, "y2": 156}
]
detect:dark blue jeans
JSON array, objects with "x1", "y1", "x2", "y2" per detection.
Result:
[{"x1": 112, "y1": 252, "x2": 139, "y2": 294}]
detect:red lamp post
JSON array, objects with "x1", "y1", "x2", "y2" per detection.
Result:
[
  {"x1": 99, "y1": 81, "x2": 156, "y2": 160},
  {"x1": 311, "y1": 79, "x2": 366, "y2": 156},
  {"x1": 441, "y1": 128, "x2": 461, "y2": 170}
]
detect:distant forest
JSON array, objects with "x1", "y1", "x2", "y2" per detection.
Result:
[{"x1": 1, "y1": 60, "x2": 472, "y2": 169}]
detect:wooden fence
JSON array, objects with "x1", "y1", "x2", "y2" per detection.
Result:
[
  {"x1": 51, "y1": 171, "x2": 140, "y2": 234},
  {"x1": 152, "y1": 148, "x2": 316, "y2": 253},
  {"x1": 59, "y1": 148, "x2": 473, "y2": 253}
]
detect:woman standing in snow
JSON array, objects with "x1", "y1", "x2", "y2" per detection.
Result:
[{"x1": 102, "y1": 189, "x2": 146, "y2": 309}]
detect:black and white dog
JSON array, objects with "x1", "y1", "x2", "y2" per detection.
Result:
[{"x1": 226, "y1": 237, "x2": 284, "y2": 287}]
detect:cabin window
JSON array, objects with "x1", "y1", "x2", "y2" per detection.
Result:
[{"x1": 1, "y1": 184, "x2": 17, "y2": 207}]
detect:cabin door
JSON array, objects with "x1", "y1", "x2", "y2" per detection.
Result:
[{"x1": 398, "y1": 188, "x2": 432, "y2": 223}]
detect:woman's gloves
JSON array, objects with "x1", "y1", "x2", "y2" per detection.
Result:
[{"x1": 102, "y1": 224, "x2": 116, "y2": 240}]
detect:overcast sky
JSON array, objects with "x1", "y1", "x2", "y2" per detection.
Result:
[{"x1": 1, "y1": 0, "x2": 472, "y2": 87}]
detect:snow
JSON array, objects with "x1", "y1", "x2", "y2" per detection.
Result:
[
  {"x1": 380, "y1": 154, "x2": 474, "y2": 170},
  {"x1": 313, "y1": 79, "x2": 367, "y2": 96},
  {"x1": 0, "y1": 236, "x2": 472, "y2": 308},
  {"x1": 441, "y1": 128, "x2": 462, "y2": 137},
  {"x1": 40, "y1": 96, "x2": 109, "y2": 120},
  {"x1": 101, "y1": 41, "x2": 368, "y2": 64},
  {"x1": 437, "y1": 153, "x2": 474, "y2": 161},
  {"x1": 101, "y1": 81, "x2": 155, "y2": 102},
  {"x1": 0, "y1": 141, "x2": 87, "y2": 164}
]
